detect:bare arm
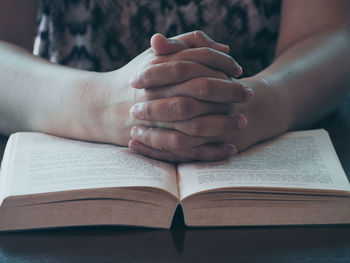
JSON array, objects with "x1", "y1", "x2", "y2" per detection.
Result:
[
  {"x1": 0, "y1": 0, "x2": 89, "y2": 136},
  {"x1": 0, "y1": 1, "x2": 242, "y2": 149},
  {"x1": 265, "y1": 0, "x2": 350, "y2": 128},
  {"x1": 0, "y1": 41, "x2": 96, "y2": 136},
  {"x1": 0, "y1": 1, "x2": 98, "y2": 136},
  {"x1": 237, "y1": 0, "x2": 350, "y2": 146}
]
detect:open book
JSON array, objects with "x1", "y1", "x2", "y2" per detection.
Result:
[{"x1": 0, "y1": 129, "x2": 350, "y2": 231}]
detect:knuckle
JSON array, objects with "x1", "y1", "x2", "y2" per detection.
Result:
[
  {"x1": 194, "y1": 30, "x2": 213, "y2": 47},
  {"x1": 142, "y1": 66, "x2": 154, "y2": 83},
  {"x1": 143, "y1": 102, "x2": 153, "y2": 119},
  {"x1": 197, "y1": 79, "x2": 212, "y2": 99},
  {"x1": 142, "y1": 127, "x2": 152, "y2": 146},
  {"x1": 194, "y1": 30, "x2": 206, "y2": 41},
  {"x1": 201, "y1": 47, "x2": 215, "y2": 61},
  {"x1": 172, "y1": 97, "x2": 193, "y2": 119},
  {"x1": 170, "y1": 61, "x2": 184, "y2": 81},
  {"x1": 195, "y1": 29, "x2": 204, "y2": 36},
  {"x1": 169, "y1": 133, "x2": 185, "y2": 150},
  {"x1": 194, "y1": 30, "x2": 204, "y2": 38}
]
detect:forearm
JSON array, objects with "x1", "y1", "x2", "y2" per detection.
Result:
[
  {"x1": 0, "y1": 41, "x2": 95, "y2": 136},
  {"x1": 249, "y1": 29, "x2": 350, "y2": 132}
]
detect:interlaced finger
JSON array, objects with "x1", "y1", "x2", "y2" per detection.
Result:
[
  {"x1": 130, "y1": 96, "x2": 233, "y2": 122},
  {"x1": 130, "y1": 126, "x2": 208, "y2": 151},
  {"x1": 144, "y1": 77, "x2": 253, "y2": 103},
  {"x1": 151, "y1": 47, "x2": 242, "y2": 77},
  {"x1": 129, "y1": 139, "x2": 237, "y2": 163},
  {"x1": 130, "y1": 61, "x2": 229, "y2": 90}
]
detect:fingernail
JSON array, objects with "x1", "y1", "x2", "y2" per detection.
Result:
[
  {"x1": 225, "y1": 144, "x2": 237, "y2": 156},
  {"x1": 131, "y1": 126, "x2": 144, "y2": 139},
  {"x1": 128, "y1": 140, "x2": 138, "y2": 152},
  {"x1": 129, "y1": 75, "x2": 138, "y2": 88},
  {"x1": 210, "y1": 39, "x2": 229, "y2": 53},
  {"x1": 130, "y1": 103, "x2": 144, "y2": 119},
  {"x1": 217, "y1": 43, "x2": 230, "y2": 50},
  {"x1": 244, "y1": 88, "x2": 254, "y2": 101},
  {"x1": 235, "y1": 65, "x2": 243, "y2": 76},
  {"x1": 168, "y1": 38, "x2": 178, "y2": 44},
  {"x1": 237, "y1": 114, "x2": 247, "y2": 129},
  {"x1": 222, "y1": 44, "x2": 230, "y2": 50}
]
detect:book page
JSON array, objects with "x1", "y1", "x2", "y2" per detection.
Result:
[
  {"x1": 177, "y1": 129, "x2": 350, "y2": 200},
  {"x1": 1, "y1": 133, "x2": 178, "y2": 203},
  {"x1": 0, "y1": 135, "x2": 15, "y2": 205}
]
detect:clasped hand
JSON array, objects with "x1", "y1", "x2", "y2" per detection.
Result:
[
  {"x1": 127, "y1": 31, "x2": 254, "y2": 162},
  {"x1": 80, "y1": 31, "x2": 256, "y2": 163}
]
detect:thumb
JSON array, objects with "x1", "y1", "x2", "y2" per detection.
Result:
[
  {"x1": 151, "y1": 33, "x2": 188, "y2": 56},
  {"x1": 172, "y1": 30, "x2": 230, "y2": 54},
  {"x1": 151, "y1": 31, "x2": 231, "y2": 56}
]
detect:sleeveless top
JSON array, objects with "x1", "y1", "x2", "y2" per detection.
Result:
[{"x1": 34, "y1": 0, "x2": 281, "y2": 77}]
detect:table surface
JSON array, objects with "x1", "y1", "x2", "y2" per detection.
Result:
[{"x1": 1, "y1": 99, "x2": 350, "y2": 263}]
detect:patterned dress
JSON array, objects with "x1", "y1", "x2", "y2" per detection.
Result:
[{"x1": 34, "y1": 0, "x2": 281, "y2": 77}]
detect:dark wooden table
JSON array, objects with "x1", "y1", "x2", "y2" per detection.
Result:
[{"x1": 1, "y1": 98, "x2": 350, "y2": 263}]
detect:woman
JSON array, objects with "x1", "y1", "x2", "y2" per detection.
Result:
[{"x1": 0, "y1": 0, "x2": 349, "y2": 162}]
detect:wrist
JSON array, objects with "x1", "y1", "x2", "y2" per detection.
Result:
[
  {"x1": 235, "y1": 75, "x2": 290, "y2": 145},
  {"x1": 63, "y1": 69, "x2": 136, "y2": 146},
  {"x1": 38, "y1": 69, "x2": 102, "y2": 140}
]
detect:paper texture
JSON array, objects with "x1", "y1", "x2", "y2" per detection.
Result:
[
  {"x1": 178, "y1": 130, "x2": 350, "y2": 199},
  {"x1": 2, "y1": 133, "x2": 178, "y2": 203}
]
